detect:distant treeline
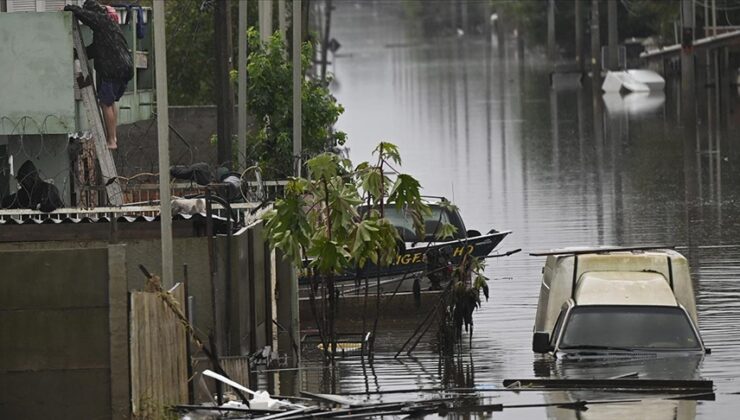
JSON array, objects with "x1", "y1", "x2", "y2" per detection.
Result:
[{"x1": 402, "y1": 0, "x2": 740, "y2": 53}]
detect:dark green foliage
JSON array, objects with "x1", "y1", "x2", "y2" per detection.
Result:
[
  {"x1": 263, "y1": 142, "x2": 428, "y2": 275},
  {"x1": 438, "y1": 254, "x2": 490, "y2": 353},
  {"x1": 241, "y1": 28, "x2": 346, "y2": 179},
  {"x1": 494, "y1": 0, "x2": 681, "y2": 52},
  {"x1": 263, "y1": 142, "x2": 430, "y2": 362},
  {"x1": 413, "y1": 276, "x2": 421, "y2": 308},
  {"x1": 164, "y1": 0, "x2": 216, "y2": 105},
  {"x1": 162, "y1": 0, "x2": 259, "y2": 105}
]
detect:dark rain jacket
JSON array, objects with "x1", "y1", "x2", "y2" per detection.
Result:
[
  {"x1": 65, "y1": 5, "x2": 134, "y2": 82},
  {"x1": 0, "y1": 161, "x2": 63, "y2": 213}
]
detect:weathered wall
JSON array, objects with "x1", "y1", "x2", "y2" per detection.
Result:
[
  {"x1": 0, "y1": 222, "x2": 293, "y2": 416},
  {"x1": 0, "y1": 12, "x2": 75, "y2": 135},
  {"x1": 115, "y1": 106, "x2": 251, "y2": 177},
  {"x1": 115, "y1": 106, "x2": 219, "y2": 176},
  {"x1": 0, "y1": 246, "x2": 114, "y2": 419}
]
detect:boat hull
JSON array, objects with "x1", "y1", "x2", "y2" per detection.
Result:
[{"x1": 300, "y1": 230, "x2": 510, "y2": 284}]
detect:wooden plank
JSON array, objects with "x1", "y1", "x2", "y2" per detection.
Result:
[
  {"x1": 299, "y1": 391, "x2": 363, "y2": 407},
  {"x1": 502, "y1": 378, "x2": 714, "y2": 391},
  {"x1": 71, "y1": 20, "x2": 123, "y2": 206},
  {"x1": 129, "y1": 285, "x2": 189, "y2": 416},
  {"x1": 129, "y1": 293, "x2": 139, "y2": 415},
  {"x1": 174, "y1": 285, "x2": 189, "y2": 400}
]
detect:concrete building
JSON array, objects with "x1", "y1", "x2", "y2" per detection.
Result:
[
  {"x1": 0, "y1": 0, "x2": 154, "y2": 206},
  {"x1": 0, "y1": 2, "x2": 301, "y2": 418}
]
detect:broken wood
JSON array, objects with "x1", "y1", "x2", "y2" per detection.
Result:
[{"x1": 299, "y1": 391, "x2": 363, "y2": 407}]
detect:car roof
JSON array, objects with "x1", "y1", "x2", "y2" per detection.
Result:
[{"x1": 575, "y1": 271, "x2": 678, "y2": 306}]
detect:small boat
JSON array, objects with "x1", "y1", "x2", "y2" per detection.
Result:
[
  {"x1": 300, "y1": 198, "x2": 510, "y2": 284},
  {"x1": 602, "y1": 69, "x2": 665, "y2": 93}
]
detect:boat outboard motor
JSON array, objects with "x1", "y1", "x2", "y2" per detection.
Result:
[{"x1": 425, "y1": 245, "x2": 452, "y2": 290}]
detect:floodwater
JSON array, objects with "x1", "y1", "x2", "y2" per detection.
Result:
[{"x1": 279, "y1": 1, "x2": 740, "y2": 418}]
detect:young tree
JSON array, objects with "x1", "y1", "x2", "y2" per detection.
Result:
[
  {"x1": 262, "y1": 142, "x2": 429, "y2": 363},
  {"x1": 241, "y1": 28, "x2": 346, "y2": 179},
  {"x1": 263, "y1": 142, "x2": 493, "y2": 363}
]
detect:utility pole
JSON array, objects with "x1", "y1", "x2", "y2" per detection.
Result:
[
  {"x1": 575, "y1": 0, "x2": 583, "y2": 71},
  {"x1": 278, "y1": 0, "x2": 287, "y2": 41},
  {"x1": 238, "y1": 0, "x2": 248, "y2": 170},
  {"x1": 320, "y1": 0, "x2": 333, "y2": 82},
  {"x1": 590, "y1": 0, "x2": 601, "y2": 75},
  {"x1": 681, "y1": 0, "x2": 695, "y2": 117},
  {"x1": 289, "y1": 0, "x2": 303, "y2": 366},
  {"x1": 214, "y1": 0, "x2": 234, "y2": 168},
  {"x1": 607, "y1": 0, "x2": 618, "y2": 69},
  {"x1": 153, "y1": 0, "x2": 173, "y2": 288},
  {"x1": 484, "y1": 0, "x2": 492, "y2": 44},
  {"x1": 293, "y1": 0, "x2": 302, "y2": 176},
  {"x1": 547, "y1": 0, "x2": 556, "y2": 60},
  {"x1": 460, "y1": 0, "x2": 469, "y2": 34},
  {"x1": 259, "y1": 0, "x2": 273, "y2": 42}
]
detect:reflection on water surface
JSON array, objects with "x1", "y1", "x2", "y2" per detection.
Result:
[{"x1": 258, "y1": 1, "x2": 740, "y2": 418}]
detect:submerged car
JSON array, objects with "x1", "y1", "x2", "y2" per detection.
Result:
[{"x1": 530, "y1": 246, "x2": 708, "y2": 358}]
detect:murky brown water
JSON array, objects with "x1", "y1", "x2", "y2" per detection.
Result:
[{"x1": 264, "y1": 1, "x2": 740, "y2": 418}]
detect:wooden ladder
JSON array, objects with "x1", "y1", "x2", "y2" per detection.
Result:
[{"x1": 71, "y1": 20, "x2": 123, "y2": 206}]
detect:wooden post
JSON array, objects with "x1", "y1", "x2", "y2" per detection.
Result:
[
  {"x1": 590, "y1": 0, "x2": 601, "y2": 74},
  {"x1": 607, "y1": 0, "x2": 618, "y2": 70},
  {"x1": 575, "y1": 0, "x2": 583, "y2": 71},
  {"x1": 681, "y1": 0, "x2": 695, "y2": 119},
  {"x1": 153, "y1": 0, "x2": 173, "y2": 288},
  {"x1": 547, "y1": 0, "x2": 556, "y2": 60}
]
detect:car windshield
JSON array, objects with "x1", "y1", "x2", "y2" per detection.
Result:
[
  {"x1": 558, "y1": 306, "x2": 701, "y2": 350},
  {"x1": 369, "y1": 205, "x2": 462, "y2": 242}
]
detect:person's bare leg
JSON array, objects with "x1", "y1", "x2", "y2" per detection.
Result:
[{"x1": 101, "y1": 103, "x2": 118, "y2": 149}]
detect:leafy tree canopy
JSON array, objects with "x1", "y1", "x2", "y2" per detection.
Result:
[{"x1": 238, "y1": 28, "x2": 346, "y2": 179}]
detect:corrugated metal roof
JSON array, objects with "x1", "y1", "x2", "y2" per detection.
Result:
[{"x1": 0, "y1": 212, "x2": 204, "y2": 225}]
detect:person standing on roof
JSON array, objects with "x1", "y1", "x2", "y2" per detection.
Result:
[{"x1": 64, "y1": 0, "x2": 133, "y2": 150}]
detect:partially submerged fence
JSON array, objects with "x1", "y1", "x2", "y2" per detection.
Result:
[{"x1": 130, "y1": 283, "x2": 188, "y2": 417}]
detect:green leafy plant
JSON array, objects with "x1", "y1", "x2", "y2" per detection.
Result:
[
  {"x1": 262, "y1": 142, "x2": 430, "y2": 363},
  {"x1": 236, "y1": 28, "x2": 346, "y2": 178},
  {"x1": 438, "y1": 253, "x2": 490, "y2": 355}
]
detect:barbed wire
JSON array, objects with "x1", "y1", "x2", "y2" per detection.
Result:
[{"x1": 0, "y1": 112, "x2": 225, "y2": 210}]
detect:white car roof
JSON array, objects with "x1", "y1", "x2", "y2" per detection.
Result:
[{"x1": 575, "y1": 271, "x2": 678, "y2": 306}]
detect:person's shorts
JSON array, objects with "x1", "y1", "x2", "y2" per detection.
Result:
[{"x1": 97, "y1": 78, "x2": 128, "y2": 106}]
